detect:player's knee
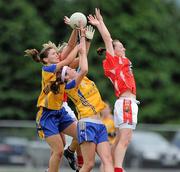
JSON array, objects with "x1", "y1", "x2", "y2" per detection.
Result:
[
  {"x1": 120, "y1": 134, "x2": 132, "y2": 148},
  {"x1": 123, "y1": 138, "x2": 131, "y2": 148},
  {"x1": 124, "y1": 137, "x2": 132, "y2": 148},
  {"x1": 53, "y1": 149, "x2": 64, "y2": 160}
]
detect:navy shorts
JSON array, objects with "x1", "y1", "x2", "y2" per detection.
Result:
[
  {"x1": 36, "y1": 107, "x2": 75, "y2": 139},
  {"x1": 77, "y1": 121, "x2": 108, "y2": 144}
]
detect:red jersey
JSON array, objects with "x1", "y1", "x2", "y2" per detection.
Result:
[{"x1": 103, "y1": 51, "x2": 136, "y2": 97}]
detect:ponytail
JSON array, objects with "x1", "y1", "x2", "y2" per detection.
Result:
[
  {"x1": 97, "y1": 47, "x2": 106, "y2": 56},
  {"x1": 43, "y1": 70, "x2": 63, "y2": 95},
  {"x1": 24, "y1": 49, "x2": 41, "y2": 63},
  {"x1": 24, "y1": 47, "x2": 52, "y2": 64}
]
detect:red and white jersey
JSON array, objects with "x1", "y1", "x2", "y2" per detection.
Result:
[{"x1": 103, "y1": 51, "x2": 136, "y2": 97}]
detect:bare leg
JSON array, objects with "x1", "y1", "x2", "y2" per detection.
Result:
[
  {"x1": 114, "y1": 128, "x2": 132, "y2": 168},
  {"x1": 63, "y1": 121, "x2": 77, "y2": 138},
  {"x1": 46, "y1": 134, "x2": 64, "y2": 172},
  {"x1": 69, "y1": 138, "x2": 78, "y2": 151},
  {"x1": 63, "y1": 121, "x2": 78, "y2": 170},
  {"x1": 100, "y1": 162, "x2": 104, "y2": 172},
  {"x1": 97, "y1": 142, "x2": 114, "y2": 172},
  {"x1": 60, "y1": 133, "x2": 66, "y2": 147},
  {"x1": 79, "y1": 142, "x2": 96, "y2": 172}
]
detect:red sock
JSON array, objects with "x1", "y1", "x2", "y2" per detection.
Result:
[
  {"x1": 77, "y1": 155, "x2": 83, "y2": 168},
  {"x1": 114, "y1": 167, "x2": 123, "y2": 172}
]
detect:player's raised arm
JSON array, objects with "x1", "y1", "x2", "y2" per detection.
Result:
[
  {"x1": 73, "y1": 22, "x2": 88, "y2": 87},
  {"x1": 88, "y1": 8, "x2": 114, "y2": 56},
  {"x1": 60, "y1": 16, "x2": 78, "y2": 60},
  {"x1": 68, "y1": 25, "x2": 95, "y2": 69},
  {"x1": 55, "y1": 44, "x2": 79, "y2": 72},
  {"x1": 85, "y1": 25, "x2": 95, "y2": 55}
]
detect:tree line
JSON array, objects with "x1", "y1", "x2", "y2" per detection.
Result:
[{"x1": 0, "y1": 0, "x2": 179, "y2": 123}]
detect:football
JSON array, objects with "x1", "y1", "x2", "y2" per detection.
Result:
[{"x1": 69, "y1": 12, "x2": 87, "y2": 29}]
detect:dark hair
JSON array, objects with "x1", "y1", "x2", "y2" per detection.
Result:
[
  {"x1": 39, "y1": 47, "x2": 52, "y2": 60},
  {"x1": 97, "y1": 47, "x2": 106, "y2": 56},
  {"x1": 43, "y1": 70, "x2": 64, "y2": 95},
  {"x1": 24, "y1": 47, "x2": 52, "y2": 64}
]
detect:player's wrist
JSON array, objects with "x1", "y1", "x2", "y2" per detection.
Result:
[
  {"x1": 80, "y1": 30, "x2": 86, "y2": 37},
  {"x1": 86, "y1": 38, "x2": 91, "y2": 42}
]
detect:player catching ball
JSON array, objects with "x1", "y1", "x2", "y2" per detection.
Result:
[{"x1": 88, "y1": 8, "x2": 139, "y2": 172}]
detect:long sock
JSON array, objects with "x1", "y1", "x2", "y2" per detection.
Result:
[
  {"x1": 77, "y1": 155, "x2": 83, "y2": 169},
  {"x1": 114, "y1": 167, "x2": 123, "y2": 172}
]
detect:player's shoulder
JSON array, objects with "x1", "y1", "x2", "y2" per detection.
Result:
[{"x1": 42, "y1": 64, "x2": 56, "y2": 72}]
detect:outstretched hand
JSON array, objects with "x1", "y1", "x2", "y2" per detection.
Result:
[
  {"x1": 85, "y1": 25, "x2": 95, "y2": 40},
  {"x1": 88, "y1": 8, "x2": 103, "y2": 26},
  {"x1": 64, "y1": 16, "x2": 71, "y2": 26},
  {"x1": 95, "y1": 8, "x2": 103, "y2": 21},
  {"x1": 87, "y1": 14, "x2": 99, "y2": 26}
]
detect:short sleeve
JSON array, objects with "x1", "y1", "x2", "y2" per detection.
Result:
[
  {"x1": 65, "y1": 80, "x2": 76, "y2": 89},
  {"x1": 103, "y1": 51, "x2": 116, "y2": 71},
  {"x1": 42, "y1": 64, "x2": 56, "y2": 73}
]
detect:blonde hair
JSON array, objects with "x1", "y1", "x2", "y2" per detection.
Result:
[
  {"x1": 57, "y1": 42, "x2": 68, "y2": 53},
  {"x1": 24, "y1": 41, "x2": 68, "y2": 64},
  {"x1": 42, "y1": 41, "x2": 68, "y2": 53},
  {"x1": 24, "y1": 41, "x2": 58, "y2": 64},
  {"x1": 42, "y1": 41, "x2": 58, "y2": 52}
]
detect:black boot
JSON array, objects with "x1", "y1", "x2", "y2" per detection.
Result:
[{"x1": 64, "y1": 147, "x2": 77, "y2": 170}]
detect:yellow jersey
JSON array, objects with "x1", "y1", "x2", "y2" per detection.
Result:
[
  {"x1": 37, "y1": 64, "x2": 65, "y2": 110},
  {"x1": 65, "y1": 77, "x2": 106, "y2": 119},
  {"x1": 101, "y1": 117, "x2": 116, "y2": 144}
]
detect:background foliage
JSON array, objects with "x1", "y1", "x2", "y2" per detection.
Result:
[{"x1": 0, "y1": 0, "x2": 179, "y2": 123}]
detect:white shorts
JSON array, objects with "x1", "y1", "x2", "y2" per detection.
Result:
[
  {"x1": 62, "y1": 102, "x2": 77, "y2": 119},
  {"x1": 114, "y1": 97, "x2": 139, "y2": 130}
]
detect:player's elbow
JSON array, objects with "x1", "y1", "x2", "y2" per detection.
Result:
[{"x1": 104, "y1": 34, "x2": 112, "y2": 42}]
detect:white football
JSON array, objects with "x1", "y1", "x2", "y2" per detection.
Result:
[{"x1": 69, "y1": 12, "x2": 87, "y2": 29}]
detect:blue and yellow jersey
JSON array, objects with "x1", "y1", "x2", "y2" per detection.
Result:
[
  {"x1": 37, "y1": 64, "x2": 65, "y2": 110},
  {"x1": 101, "y1": 117, "x2": 116, "y2": 144},
  {"x1": 65, "y1": 77, "x2": 106, "y2": 119}
]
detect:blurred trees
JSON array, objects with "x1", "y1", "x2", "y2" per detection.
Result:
[
  {"x1": 0, "y1": 0, "x2": 179, "y2": 123},
  {"x1": 0, "y1": 0, "x2": 52, "y2": 119}
]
